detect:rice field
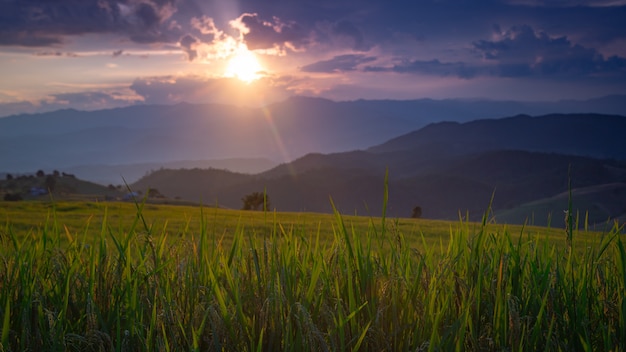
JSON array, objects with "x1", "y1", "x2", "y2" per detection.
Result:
[{"x1": 0, "y1": 199, "x2": 624, "y2": 351}]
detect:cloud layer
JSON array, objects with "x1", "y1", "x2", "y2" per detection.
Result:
[
  {"x1": 0, "y1": 0, "x2": 180, "y2": 46},
  {"x1": 1, "y1": 0, "x2": 625, "y2": 116}
]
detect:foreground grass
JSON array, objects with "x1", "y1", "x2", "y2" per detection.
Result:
[{"x1": 0, "y1": 200, "x2": 624, "y2": 351}]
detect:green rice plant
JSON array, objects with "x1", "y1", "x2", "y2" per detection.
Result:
[{"x1": 0, "y1": 193, "x2": 624, "y2": 351}]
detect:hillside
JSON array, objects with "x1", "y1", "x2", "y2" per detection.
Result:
[
  {"x1": 128, "y1": 112, "x2": 626, "y2": 224},
  {"x1": 369, "y1": 113, "x2": 626, "y2": 160},
  {"x1": 131, "y1": 149, "x2": 626, "y2": 224},
  {"x1": 63, "y1": 157, "x2": 277, "y2": 185},
  {"x1": 0, "y1": 170, "x2": 123, "y2": 201},
  {"x1": 494, "y1": 183, "x2": 626, "y2": 229}
]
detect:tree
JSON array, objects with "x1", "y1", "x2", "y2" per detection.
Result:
[
  {"x1": 5, "y1": 174, "x2": 13, "y2": 181},
  {"x1": 36, "y1": 169, "x2": 45, "y2": 177},
  {"x1": 411, "y1": 206, "x2": 422, "y2": 219},
  {"x1": 147, "y1": 188, "x2": 165, "y2": 198},
  {"x1": 241, "y1": 192, "x2": 271, "y2": 211}
]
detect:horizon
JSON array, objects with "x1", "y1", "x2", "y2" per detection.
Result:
[
  {"x1": 1, "y1": 0, "x2": 626, "y2": 117},
  {"x1": 1, "y1": 93, "x2": 626, "y2": 119}
]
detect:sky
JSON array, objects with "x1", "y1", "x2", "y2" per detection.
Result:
[{"x1": 1, "y1": 0, "x2": 626, "y2": 117}]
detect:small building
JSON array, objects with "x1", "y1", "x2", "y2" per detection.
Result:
[
  {"x1": 30, "y1": 187, "x2": 48, "y2": 196},
  {"x1": 123, "y1": 192, "x2": 140, "y2": 200}
]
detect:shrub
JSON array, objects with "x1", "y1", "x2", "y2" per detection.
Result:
[
  {"x1": 241, "y1": 191, "x2": 270, "y2": 210},
  {"x1": 147, "y1": 188, "x2": 165, "y2": 198},
  {"x1": 411, "y1": 205, "x2": 422, "y2": 218},
  {"x1": 3, "y1": 193, "x2": 23, "y2": 201}
]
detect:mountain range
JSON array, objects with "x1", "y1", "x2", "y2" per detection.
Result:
[
  {"x1": 2, "y1": 95, "x2": 626, "y2": 183},
  {"x1": 2, "y1": 96, "x2": 625, "y2": 228}
]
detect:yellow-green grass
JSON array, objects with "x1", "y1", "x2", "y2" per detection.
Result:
[
  {"x1": 0, "y1": 200, "x2": 603, "y2": 253},
  {"x1": 0, "y1": 199, "x2": 624, "y2": 351}
]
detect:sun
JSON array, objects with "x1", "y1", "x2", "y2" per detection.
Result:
[{"x1": 225, "y1": 49, "x2": 263, "y2": 83}]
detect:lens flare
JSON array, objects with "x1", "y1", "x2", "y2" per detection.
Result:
[
  {"x1": 260, "y1": 105, "x2": 297, "y2": 177},
  {"x1": 225, "y1": 49, "x2": 263, "y2": 83}
]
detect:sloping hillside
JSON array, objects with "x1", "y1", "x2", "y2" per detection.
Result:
[
  {"x1": 0, "y1": 171, "x2": 123, "y2": 201},
  {"x1": 494, "y1": 183, "x2": 626, "y2": 229},
  {"x1": 122, "y1": 112, "x2": 626, "y2": 224},
  {"x1": 369, "y1": 114, "x2": 626, "y2": 160},
  {"x1": 131, "y1": 149, "x2": 626, "y2": 223}
]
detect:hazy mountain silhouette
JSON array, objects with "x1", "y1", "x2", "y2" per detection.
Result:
[
  {"x1": 1, "y1": 98, "x2": 418, "y2": 173},
  {"x1": 63, "y1": 158, "x2": 277, "y2": 185},
  {"x1": 2, "y1": 95, "x2": 625, "y2": 176},
  {"x1": 369, "y1": 113, "x2": 626, "y2": 160}
]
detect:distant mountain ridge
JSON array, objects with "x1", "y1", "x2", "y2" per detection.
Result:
[
  {"x1": 64, "y1": 158, "x2": 278, "y2": 185},
  {"x1": 2, "y1": 95, "x2": 626, "y2": 176},
  {"x1": 369, "y1": 113, "x2": 626, "y2": 160}
]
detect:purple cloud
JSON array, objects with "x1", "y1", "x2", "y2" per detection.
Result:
[
  {"x1": 236, "y1": 13, "x2": 311, "y2": 51},
  {"x1": 301, "y1": 54, "x2": 377, "y2": 73},
  {"x1": 382, "y1": 59, "x2": 483, "y2": 79},
  {"x1": 0, "y1": 0, "x2": 180, "y2": 47},
  {"x1": 0, "y1": 91, "x2": 142, "y2": 117},
  {"x1": 130, "y1": 75, "x2": 292, "y2": 105},
  {"x1": 473, "y1": 25, "x2": 626, "y2": 77},
  {"x1": 179, "y1": 34, "x2": 199, "y2": 61},
  {"x1": 34, "y1": 51, "x2": 79, "y2": 58},
  {"x1": 364, "y1": 25, "x2": 626, "y2": 80},
  {"x1": 332, "y1": 21, "x2": 370, "y2": 52}
]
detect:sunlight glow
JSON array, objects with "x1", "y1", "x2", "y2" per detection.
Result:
[{"x1": 225, "y1": 48, "x2": 263, "y2": 83}]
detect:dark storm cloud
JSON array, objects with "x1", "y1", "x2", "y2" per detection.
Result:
[
  {"x1": 2, "y1": 0, "x2": 624, "y2": 60},
  {"x1": 213, "y1": 0, "x2": 625, "y2": 76},
  {"x1": 237, "y1": 13, "x2": 310, "y2": 50},
  {"x1": 332, "y1": 21, "x2": 370, "y2": 52},
  {"x1": 234, "y1": 12, "x2": 373, "y2": 53},
  {"x1": 134, "y1": 2, "x2": 161, "y2": 27},
  {"x1": 483, "y1": 2, "x2": 626, "y2": 46},
  {"x1": 301, "y1": 54, "x2": 377, "y2": 73},
  {"x1": 473, "y1": 25, "x2": 626, "y2": 77},
  {"x1": 0, "y1": 0, "x2": 180, "y2": 47},
  {"x1": 370, "y1": 60, "x2": 483, "y2": 79},
  {"x1": 2, "y1": 0, "x2": 626, "y2": 107},
  {"x1": 365, "y1": 25, "x2": 626, "y2": 79},
  {"x1": 0, "y1": 31, "x2": 63, "y2": 47}
]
